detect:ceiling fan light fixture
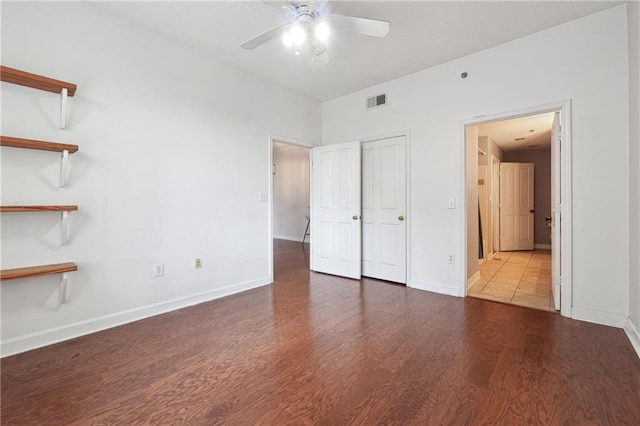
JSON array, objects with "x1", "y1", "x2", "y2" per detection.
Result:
[
  {"x1": 289, "y1": 24, "x2": 307, "y2": 46},
  {"x1": 243, "y1": 1, "x2": 391, "y2": 66},
  {"x1": 314, "y1": 21, "x2": 330, "y2": 42},
  {"x1": 282, "y1": 31, "x2": 293, "y2": 47}
]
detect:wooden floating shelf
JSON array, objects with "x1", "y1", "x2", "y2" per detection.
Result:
[
  {"x1": 1, "y1": 205, "x2": 78, "y2": 213},
  {"x1": 0, "y1": 262, "x2": 77, "y2": 281},
  {"x1": 1, "y1": 65, "x2": 76, "y2": 96},
  {"x1": 0, "y1": 136, "x2": 78, "y2": 153}
]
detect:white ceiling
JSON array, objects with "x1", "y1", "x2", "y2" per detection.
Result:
[
  {"x1": 477, "y1": 112, "x2": 555, "y2": 152},
  {"x1": 93, "y1": 1, "x2": 622, "y2": 102}
]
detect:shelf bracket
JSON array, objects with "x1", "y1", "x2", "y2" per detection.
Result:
[
  {"x1": 61, "y1": 210, "x2": 70, "y2": 245},
  {"x1": 60, "y1": 87, "x2": 68, "y2": 129},
  {"x1": 60, "y1": 272, "x2": 70, "y2": 304},
  {"x1": 60, "y1": 149, "x2": 69, "y2": 188}
]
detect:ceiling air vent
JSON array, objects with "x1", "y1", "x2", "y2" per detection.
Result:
[{"x1": 366, "y1": 93, "x2": 387, "y2": 110}]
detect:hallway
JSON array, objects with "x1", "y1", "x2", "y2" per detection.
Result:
[{"x1": 468, "y1": 250, "x2": 555, "y2": 312}]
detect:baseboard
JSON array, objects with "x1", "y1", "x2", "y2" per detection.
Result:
[
  {"x1": 467, "y1": 271, "x2": 481, "y2": 288},
  {"x1": 624, "y1": 318, "x2": 640, "y2": 359},
  {"x1": 571, "y1": 307, "x2": 628, "y2": 328},
  {"x1": 534, "y1": 244, "x2": 552, "y2": 250},
  {"x1": 1, "y1": 276, "x2": 272, "y2": 358},
  {"x1": 273, "y1": 234, "x2": 305, "y2": 243},
  {"x1": 408, "y1": 280, "x2": 461, "y2": 297}
]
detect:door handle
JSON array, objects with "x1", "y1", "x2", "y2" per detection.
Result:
[
  {"x1": 353, "y1": 215, "x2": 359, "y2": 220},
  {"x1": 530, "y1": 210, "x2": 535, "y2": 213},
  {"x1": 398, "y1": 215, "x2": 404, "y2": 221}
]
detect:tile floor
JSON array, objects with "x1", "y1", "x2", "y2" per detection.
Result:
[{"x1": 468, "y1": 250, "x2": 556, "y2": 312}]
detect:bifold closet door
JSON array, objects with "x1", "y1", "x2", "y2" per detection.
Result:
[
  {"x1": 310, "y1": 141, "x2": 362, "y2": 279},
  {"x1": 361, "y1": 136, "x2": 407, "y2": 283}
]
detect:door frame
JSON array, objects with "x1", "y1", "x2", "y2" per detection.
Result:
[
  {"x1": 268, "y1": 134, "x2": 316, "y2": 283},
  {"x1": 460, "y1": 100, "x2": 573, "y2": 317},
  {"x1": 361, "y1": 131, "x2": 412, "y2": 284}
]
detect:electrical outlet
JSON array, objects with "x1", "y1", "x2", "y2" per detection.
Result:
[
  {"x1": 195, "y1": 258, "x2": 202, "y2": 269},
  {"x1": 447, "y1": 253, "x2": 455, "y2": 264},
  {"x1": 258, "y1": 192, "x2": 268, "y2": 202},
  {"x1": 154, "y1": 263, "x2": 164, "y2": 277}
]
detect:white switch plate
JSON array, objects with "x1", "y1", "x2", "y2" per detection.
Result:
[{"x1": 448, "y1": 198, "x2": 456, "y2": 209}]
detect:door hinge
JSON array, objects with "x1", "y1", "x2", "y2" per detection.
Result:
[{"x1": 554, "y1": 276, "x2": 562, "y2": 286}]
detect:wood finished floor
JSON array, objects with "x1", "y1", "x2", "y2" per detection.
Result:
[{"x1": 2, "y1": 239, "x2": 639, "y2": 425}]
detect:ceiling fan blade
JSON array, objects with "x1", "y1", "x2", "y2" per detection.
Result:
[
  {"x1": 312, "y1": 50, "x2": 330, "y2": 66},
  {"x1": 328, "y1": 14, "x2": 390, "y2": 38},
  {"x1": 241, "y1": 24, "x2": 288, "y2": 50},
  {"x1": 310, "y1": 38, "x2": 330, "y2": 66}
]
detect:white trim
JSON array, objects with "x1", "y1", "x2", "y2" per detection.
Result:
[
  {"x1": 467, "y1": 271, "x2": 481, "y2": 288},
  {"x1": 559, "y1": 101, "x2": 573, "y2": 318},
  {"x1": 408, "y1": 280, "x2": 461, "y2": 297},
  {"x1": 273, "y1": 234, "x2": 305, "y2": 243},
  {"x1": 406, "y1": 132, "x2": 412, "y2": 284},
  {"x1": 268, "y1": 134, "x2": 316, "y2": 283},
  {"x1": 624, "y1": 318, "x2": 640, "y2": 359},
  {"x1": 534, "y1": 244, "x2": 552, "y2": 250},
  {"x1": 461, "y1": 100, "x2": 573, "y2": 318},
  {"x1": 1, "y1": 276, "x2": 271, "y2": 358},
  {"x1": 571, "y1": 307, "x2": 628, "y2": 328}
]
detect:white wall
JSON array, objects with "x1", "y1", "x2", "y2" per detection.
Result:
[
  {"x1": 0, "y1": 2, "x2": 321, "y2": 356},
  {"x1": 628, "y1": 1, "x2": 640, "y2": 341},
  {"x1": 273, "y1": 144, "x2": 310, "y2": 242},
  {"x1": 322, "y1": 6, "x2": 630, "y2": 324}
]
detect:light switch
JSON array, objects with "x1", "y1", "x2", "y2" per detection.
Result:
[{"x1": 448, "y1": 198, "x2": 456, "y2": 209}]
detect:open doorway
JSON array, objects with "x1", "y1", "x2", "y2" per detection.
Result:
[
  {"x1": 271, "y1": 139, "x2": 311, "y2": 280},
  {"x1": 463, "y1": 103, "x2": 572, "y2": 317}
]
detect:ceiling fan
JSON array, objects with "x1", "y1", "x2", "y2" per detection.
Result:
[{"x1": 240, "y1": 1, "x2": 390, "y2": 66}]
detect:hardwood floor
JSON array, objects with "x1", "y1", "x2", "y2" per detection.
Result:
[{"x1": 2, "y1": 239, "x2": 639, "y2": 424}]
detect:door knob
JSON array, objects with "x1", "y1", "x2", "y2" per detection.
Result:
[
  {"x1": 398, "y1": 215, "x2": 404, "y2": 221},
  {"x1": 530, "y1": 210, "x2": 535, "y2": 213},
  {"x1": 353, "y1": 215, "x2": 359, "y2": 220}
]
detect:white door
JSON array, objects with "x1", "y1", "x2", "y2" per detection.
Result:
[
  {"x1": 500, "y1": 162, "x2": 535, "y2": 251},
  {"x1": 311, "y1": 141, "x2": 361, "y2": 279},
  {"x1": 478, "y1": 165, "x2": 488, "y2": 259},
  {"x1": 551, "y1": 112, "x2": 561, "y2": 310},
  {"x1": 361, "y1": 136, "x2": 406, "y2": 283},
  {"x1": 491, "y1": 155, "x2": 500, "y2": 254}
]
